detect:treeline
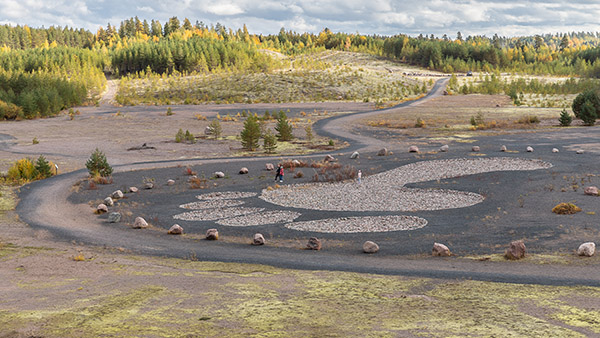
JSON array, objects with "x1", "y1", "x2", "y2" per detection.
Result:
[
  {"x1": 111, "y1": 38, "x2": 275, "y2": 75},
  {"x1": 0, "y1": 47, "x2": 106, "y2": 120},
  {"x1": 0, "y1": 24, "x2": 94, "y2": 49}
]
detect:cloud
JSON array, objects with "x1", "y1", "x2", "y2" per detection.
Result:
[{"x1": 206, "y1": 2, "x2": 244, "y2": 16}]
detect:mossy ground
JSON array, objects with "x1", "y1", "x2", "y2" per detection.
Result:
[{"x1": 1, "y1": 244, "x2": 600, "y2": 337}]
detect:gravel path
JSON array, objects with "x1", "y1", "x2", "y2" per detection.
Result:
[
  {"x1": 285, "y1": 215, "x2": 428, "y2": 233},
  {"x1": 261, "y1": 157, "x2": 552, "y2": 212}
]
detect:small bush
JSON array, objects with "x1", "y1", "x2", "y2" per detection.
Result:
[
  {"x1": 32, "y1": 137, "x2": 39, "y2": 144},
  {"x1": 516, "y1": 115, "x2": 540, "y2": 124},
  {"x1": 195, "y1": 114, "x2": 207, "y2": 120},
  {"x1": 294, "y1": 171, "x2": 304, "y2": 178},
  {"x1": 86, "y1": 148, "x2": 113, "y2": 178},
  {"x1": 189, "y1": 177, "x2": 209, "y2": 189},
  {"x1": 470, "y1": 112, "x2": 485, "y2": 127},
  {"x1": 35, "y1": 155, "x2": 53, "y2": 179},
  {"x1": 328, "y1": 139, "x2": 335, "y2": 146},
  {"x1": 552, "y1": 203, "x2": 582, "y2": 215},
  {"x1": 558, "y1": 109, "x2": 573, "y2": 126},
  {"x1": 263, "y1": 129, "x2": 278, "y2": 154},
  {"x1": 7, "y1": 158, "x2": 37, "y2": 181},
  {"x1": 415, "y1": 118, "x2": 426, "y2": 128},
  {"x1": 175, "y1": 129, "x2": 185, "y2": 143},
  {"x1": 208, "y1": 119, "x2": 222, "y2": 140},
  {"x1": 166, "y1": 107, "x2": 174, "y2": 116},
  {"x1": 580, "y1": 101, "x2": 597, "y2": 126}
]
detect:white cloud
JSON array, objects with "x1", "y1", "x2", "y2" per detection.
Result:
[{"x1": 206, "y1": 2, "x2": 244, "y2": 16}]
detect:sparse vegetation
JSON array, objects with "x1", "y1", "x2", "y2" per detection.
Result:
[{"x1": 552, "y1": 203, "x2": 582, "y2": 215}]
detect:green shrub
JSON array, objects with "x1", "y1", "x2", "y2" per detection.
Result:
[
  {"x1": 552, "y1": 202, "x2": 582, "y2": 215},
  {"x1": 275, "y1": 110, "x2": 293, "y2": 141},
  {"x1": 86, "y1": 148, "x2": 113, "y2": 177},
  {"x1": 35, "y1": 155, "x2": 53, "y2": 179},
  {"x1": 415, "y1": 118, "x2": 426, "y2": 128},
  {"x1": 208, "y1": 119, "x2": 222, "y2": 140},
  {"x1": 175, "y1": 129, "x2": 185, "y2": 143},
  {"x1": 558, "y1": 109, "x2": 573, "y2": 126},
  {"x1": 240, "y1": 115, "x2": 261, "y2": 151},
  {"x1": 263, "y1": 129, "x2": 278, "y2": 154},
  {"x1": 572, "y1": 90, "x2": 600, "y2": 120},
  {"x1": 304, "y1": 125, "x2": 314, "y2": 144},
  {"x1": 580, "y1": 101, "x2": 597, "y2": 126},
  {"x1": 166, "y1": 107, "x2": 174, "y2": 116}
]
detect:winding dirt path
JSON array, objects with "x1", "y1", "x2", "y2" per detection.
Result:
[{"x1": 17, "y1": 78, "x2": 600, "y2": 286}]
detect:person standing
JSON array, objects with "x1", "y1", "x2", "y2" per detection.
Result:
[
  {"x1": 357, "y1": 170, "x2": 362, "y2": 184},
  {"x1": 278, "y1": 165, "x2": 284, "y2": 182},
  {"x1": 275, "y1": 164, "x2": 281, "y2": 182}
]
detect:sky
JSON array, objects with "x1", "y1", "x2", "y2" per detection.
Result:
[{"x1": 1, "y1": 0, "x2": 600, "y2": 37}]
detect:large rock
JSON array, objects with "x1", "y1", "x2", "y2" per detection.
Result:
[
  {"x1": 439, "y1": 145, "x2": 449, "y2": 152},
  {"x1": 96, "y1": 204, "x2": 108, "y2": 214},
  {"x1": 167, "y1": 179, "x2": 175, "y2": 186},
  {"x1": 577, "y1": 242, "x2": 596, "y2": 257},
  {"x1": 132, "y1": 217, "x2": 148, "y2": 229},
  {"x1": 471, "y1": 146, "x2": 480, "y2": 152},
  {"x1": 500, "y1": 145, "x2": 507, "y2": 152},
  {"x1": 239, "y1": 167, "x2": 249, "y2": 175},
  {"x1": 104, "y1": 197, "x2": 114, "y2": 207},
  {"x1": 577, "y1": 149, "x2": 585, "y2": 154},
  {"x1": 168, "y1": 224, "x2": 184, "y2": 235},
  {"x1": 350, "y1": 151, "x2": 360, "y2": 159},
  {"x1": 505, "y1": 240, "x2": 526, "y2": 260},
  {"x1": 408, "y1": 146, "x2": 419, "y2": 153},
  {"x1": 214, "y1": 171, "x2": 225, "y2": 178},
  {"x1": 306, "y1": 237, "x2": 322, "y2": 250},
  {"x1": 111, "y1": 190, "x2": 124, "y2": 199},
  {"x1": 378, "y1": 148, "x2": 389, "y2": 156},
  {"x1": 526, "y1": 146, "x2": 534, "y2": 152},
  {"x1": 265, "y1": 163, "x2": 275, "y2": 171},
  {"x1": 362, "y1": 241, "x2": 379, "y2": 254},
  {"x1": 292, "y1": 159, "x2": 301, "y2": 166},
  {"x1": 204, "y1": 125, "x2": 214, "y2": 135},
  {"x1": 144, "y1": 182, "x2": 154, "y2": 189},
  {"x1": 432, "y1": 242, "x2": 451, "y2": 257},
  {"x1": 324, "y1": 154, "x2": 336, "y2": 162},
  {"x1": 129, "y1": 187, "x2": 138, "y2": 193},
  {"x1": 206, "y1": 228, "x2": 219, "y2": 240},
  {"x1": 552, "y1": 148, "x2": 559, "y2": 153},
  {"x1": 252, "y1": 233, "x2": 265, "y2": 246},
  {"x1": 584, "y1": 186, "x2": 599, "y2": 196},
  {"x1": 108, "y1": 212, "x2": 121, "y2": 223}
]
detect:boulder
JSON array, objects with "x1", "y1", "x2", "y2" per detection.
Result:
[
  {"x1": 432, "y1": 242, "x2": 451, "y2": 257},
  {"x1": 96, "y1": 204, "x2": 108, "y2": 214},
  {"x1": 144, "y1": 182, "x2": 154, "y2": 189},
  {"x1": 168, "y1": 224, "x2": 184, "y2": 235},
  {"x1": 408, "y1": 146, "x2": 419, "y2": 153},
  {"x1": 504, "y1": 240, "x2": 526, "y2": 260},
  {"x1": 584, "y1": 186, "x2": 599, "y2": 196},
  {"x1": 214, "y1": 171, "x2": 225, "y2": 178},
  {"x1": 350, "y1": 151, "x2": 360, "y2": 159},
  {"x1": 252, "y1": 233, "x2": 265, "y2": 246},
  {"x1": 362, "y1": 241, "x2": 379, "y2": 254},
  {"x1": 104, "y1": 197, "x2": 114, "y2": 207},
  {"x1": 129, "y1": 187, "x2": 138, "y2": 193},
  {"x1": 265, "y1": 163, "x2": 275, "y2": 171},
  {"x1": 132, "y1": 216, "x2": 148, "y2": 229},
  {"x1": 108, "y1": 212, "x2": 121, "y2": 223},
  {"x1": 239, "y1": 167, "x2": 249, "y2": 175},
  {"x1": 206, "y1": 228, "x2": 219, "y2": 240},
  {"x1": 378, "y1": 148, "x2": 389, "y2": 156},
  {"x1": 204, "y1": 126, "x2": 214, "y2": 135},
  {"x1": 471, "y1": 146, "x2": 480, "y2": 152},
  {"x1": 292, "y1": 159, "x2": 301, "y2": 166},
  {"x1": 577, "y1": 242, "x2": 596, "y2": 257},
  {"x1": 526, "y1": 146, "x2": 534, "y2": 152},
  {"x1": 500, "y1": 145, "x2": 507, "y2": 152},
  {"x1": 111, "y1": 190, "x2": 124, "y2": 199},
  {"x1": 324, "y1": 154, "x2": 336, "y2": 162},
  {"x1": 306, "y1": 237, "x2": 322, "y2": 250},
  {"x1": 552, "y1": 148, "x2": 559, "y2": 153},
  {"x1": 439, "y1": 145, "x2": 449, "y2": 152},
  {"x1": 167, "y1": 179, "x2": 175, "y2": 186},
  {"x1": 577, "y1": 149, "x2": 585, "y2": 154}
]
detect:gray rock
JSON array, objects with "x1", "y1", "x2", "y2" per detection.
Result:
[
  {"x1": 108, "y1": 212, "x2": 121, "y2": 223},
  {"x1": 168, "y1": 224, "x2": 184, "y2": 235},
  {"x1": 552, "y1": 148, "x2": 559, "y2": 153},
  {"x1": 96, "y1": 204, "x2": 108, "y2": 214},
  {"x1": 439, "y1": 145, "x2": 449, "y2": 152},
  {"x1": 111, "y1": 190, "x2": 124, "y2": 199},
  {"x1": 129, "y1": 187, "x2": 138, "y2": 193},
  {"x1": 408, "y1": 146, "x2": 419, "y2": 153},
  {"x1": 292, "y1": 159, "x2": 301, "y2": 166},
  {"x1": 577, "y1": 149, "x2": 585, "y2": 154},
  {"x1": 252, "y1": 233, "x2": 265, "y2": 246},
  {"x1": 132, "y1": 216, "x2": 148, "y2": 229},
  {"x1": 378, "y1": 148, "x2": 389, "y2": 156},
  {"x1": 363, "y1": 241, "x2": 379, "y2": 253},
  {"x1": 324, "y1": 154, "x2": 336, "y2": 162},
  {"x1": 350, "y1": 151, "x2": 360, "y2": 159},
  {"x1": 432, "y1": 242, "x2": 451, "y2": 256},
  {"x1": 505, "y1": 240, "x2": 526, "y2": 260},
  {"x1": 584, "y1": 186, "x2": 599, "y2": 196},
  {"x1": 144, "y1": 182, "x2": 154, "y2": 189},
  {"x1": 526, "y1": 146, "x2": 534, "y2": 152},
  {"x1": 204, "y1": 125, "x2": 214, "y2": 135},
  {"x1": 472, "y1": 146, "x2": 480, "y2": 152},
  {"x1": 307, "y1": 237, "x2": 322, "y2": 250},
  {"x1": 167, "y1": 179, "x2": 175, "y2": 186},
  {"x1": 265, "y1": 163, "x2": 275, "y2": 171},
  {"x1": 206, "y1": 228, "x2": 219, "y2": 240},
  {"x1": 214, "y1": 171, "x2": 225, "y2": 178},
  {"x1": 500, "y1": 145, "x2": 507, "y2": 152},
  {"x1": 239, "y1": 167, "x2": 249, "y2": 174},
  {"x1": 577, "y1": 242, "x2": 595, "y2": 257},
  {"x1": 103, "y1": 197, "x2": 114, "y2": 207}
]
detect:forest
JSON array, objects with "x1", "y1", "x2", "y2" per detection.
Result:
[{"x1": 3, "y1": 17, "x2": 600, "y2": 119}]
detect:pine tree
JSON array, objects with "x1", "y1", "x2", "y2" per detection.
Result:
[
  {"x1": 86, "y1": 148, "x2": 113, "y2": 177},
  {"x1": 275, "y1": 110, "x2": 293, "y2": 141},
  {"x1": 240, "y1": 115, "x2": 261, "y2": 151},
  {"x1": 263, "y1": 129, "x2": 277, "y2": 154},
  {"x1": 34, "y1": 155, "x2": 53, "y2": 179},
  {"x1": 304, "y1": 125, "x2": 314, "y2": 144},
  {"x1": 580, "y1": 101, "x2": 597, "y2": 126},
  {"x1": 208, "y1": 119, "x2": 222, "y2": 139},
  {"x1": 558, "y1": 109, "x2": 573, "y2": 126}
]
